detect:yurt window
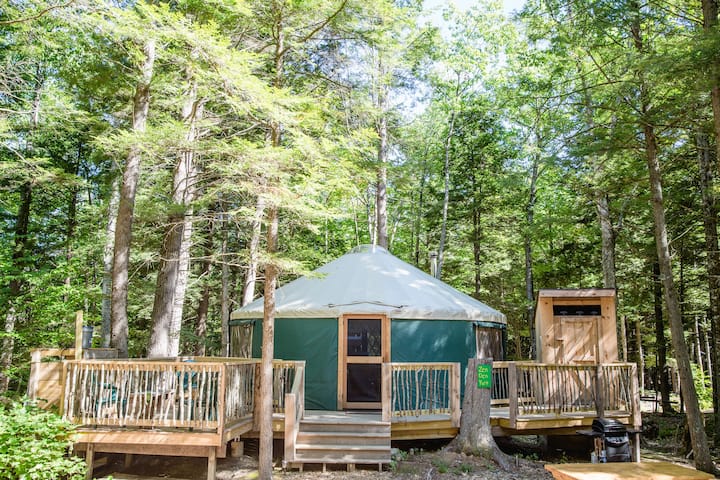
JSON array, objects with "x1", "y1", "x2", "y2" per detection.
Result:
[{"x1": 475, "y1": 325, "x2": 504, "y2": 361}]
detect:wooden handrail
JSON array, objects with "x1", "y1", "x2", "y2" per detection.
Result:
[
  {"x1": 62, "y1": 359, "x2": 258, "y2": 433},
  {"x1": 283, "y1": 362, "x2": 305, "y2": 466},
  {"x1": 494, "y1": 362, "x2": 640, "y2": 423},
  {"x1": 385, "y1": 362, "x2": 460, "y2": 422}
]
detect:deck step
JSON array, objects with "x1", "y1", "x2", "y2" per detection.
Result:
[{"x1": 290, "y1": 413, "x2": 391, "y2": 466}]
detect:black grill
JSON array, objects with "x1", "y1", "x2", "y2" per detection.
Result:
[{"x1": 592, "y1": 418, "x2": 631, "y2": 462}]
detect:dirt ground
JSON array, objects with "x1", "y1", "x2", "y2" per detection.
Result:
[
  {"x1": 94, "y1": 413, "x2": 718, "y2": 480},
  {"x1": 96, "y1": 445, "x2": 553, "y2": 480}
]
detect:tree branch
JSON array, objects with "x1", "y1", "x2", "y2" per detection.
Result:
[{"x1": 0, "y1": 1, "x2": 76, "y2": 26}]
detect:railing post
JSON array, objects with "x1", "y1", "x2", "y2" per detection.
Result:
[
  {"x1": 382, "y1": 363, "x2": 391, "y2": 422},
  {"x1": 451, "y1": 363, "x2": 461, "y2": 428},
  {"x1": 629, "y1": 362, "x2": 641, "y2": 462},
  {"x1": 595, "y1": 363, "x2": 605, "y2": 418},
  {"x1": 508, "y1": 362, "x2": 518, "y2": 429},
  {"x1": 217, "y1": 363, "x2": 226, "y2": 440},
  {"x1": 284, "y1": 392, "x2": 296, "y2": 465}
]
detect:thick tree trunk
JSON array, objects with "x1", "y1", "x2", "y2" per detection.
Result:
[
  {"x1": 148, "y1": 79, "x2": 202, "y2": 358},
  {"x1": 452, "y1": 359, "x2": 514, "y2": 470},
  {"x1": 653, "y1": 262, "x2": 671, "y2": 412},
  {"x1": 243, "y1": 196, "x2": 265, "y2": 306},
  {"x1": 111, "y1": 39, "x2": 155, "y2": 358},
  {"x1": 102, "y1": 175, "x2": 120, "y2": 348},
  {"x1": 194, "y1": 215, "x2": 214, "y2": 357},
  {"x1": 643, "y1": 123, "x2": 716, "y2": 473},
  {"x1": 258, "y1": 206, "x2": 278, "y2": 480},
  {"x1": 437, "y1": 110, "x2": 455, "y2": 280}
]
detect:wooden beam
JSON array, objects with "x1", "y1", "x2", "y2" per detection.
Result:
[
  {"x1": 75, "y1": 311, "x2": 84, "y2": 360},
  {"x1": 207, "y1": 446, "x2": 217, "y2": 480},
  {"x1": 381, "y1": 363, "x2": 391, "y2": 422},
  {"x1": 537, "y1": 289, "x2": 616, "y2": 299},
  {"x1": 84, "y1": 443, "x2": 94, "y2": 480},
  {"x1": 508, "y1": 362, "x2": 517, "y2": 429}
]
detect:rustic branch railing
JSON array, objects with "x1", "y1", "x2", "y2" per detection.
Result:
[
  {"x1": 383, "y1": 362, "x2": 460, "y2": 426},
  {"x1": 283, "y1": 361, "x2": 305, "y2": 466},
  {"x1": 62, "y1": 359, "x2": 257, "y2": 431},
  {"x1": 272, "y1": 360, "x2": 299, "y2": 413},
  {"x1": 491, "y1": 362, "x2": 639, "y2": 428}
]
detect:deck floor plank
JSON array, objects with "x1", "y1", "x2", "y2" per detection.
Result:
[{"x1": 545, "y1": 462, "x2": 715, "y2": 480}]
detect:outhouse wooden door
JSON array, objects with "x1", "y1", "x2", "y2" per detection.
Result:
[
  {"x1": 558, "y1": 316, "x2": 600, "y2": 364},
  {"x1": 338, "y1": 314, "x2": 390, "y2": 409}
]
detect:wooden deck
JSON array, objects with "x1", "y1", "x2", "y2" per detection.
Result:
[
  {"x1": 30, "y1": 357, "x2": 642, "y2": 479},
  {"x1": 545, "y1": 462, "x2": 715, "y2": 480}
]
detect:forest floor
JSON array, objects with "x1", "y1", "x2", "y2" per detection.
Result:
[{"x1": 95, "y1": 412, "x2": 719, "y2": 480}]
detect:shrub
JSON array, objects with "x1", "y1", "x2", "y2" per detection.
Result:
[{"x1": 0, "y1": 400, "x2": 85, "y2": 480}]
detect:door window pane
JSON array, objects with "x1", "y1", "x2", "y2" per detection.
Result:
[
  {"x1": 346, "y1": 364, "x2": 381, "y2": 403},
  {"x1": 347, "y1": 319, "x2": 381, "y2": 356}
]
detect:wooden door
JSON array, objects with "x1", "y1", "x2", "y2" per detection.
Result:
[
  {"x1": 559, "y1": 316, "x2": 599, "y2": 364},
  {"x1": 338, "y1": 315, "x2": 390, "y2": 409}
]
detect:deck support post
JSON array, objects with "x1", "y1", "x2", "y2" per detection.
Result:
[
  {"x1": 508, "y1": 362, "x2": 518, "y2": 429},
  {"x1": 381, "y1": 363, "x2": 391, "y2": 422},
  {"x1": 85, "y1": 444, "x2": 94, "y2": 480},
  {"x1": 207, "y1": 447, "x2": 217, "y2": 480},
  {"x1": 595, "y1": 364, "x2": 605, "y2": 418}
]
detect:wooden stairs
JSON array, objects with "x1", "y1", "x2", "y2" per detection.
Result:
[{"x1": 287, "y1": 412, "x2": 391, "y2": 471}]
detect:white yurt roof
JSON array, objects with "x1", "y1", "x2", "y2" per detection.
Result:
[{"x1": 231, "y1": 245, "x2": 506, "y2": 324}]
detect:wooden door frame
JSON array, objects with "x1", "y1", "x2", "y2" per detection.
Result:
[{"x1": 337, "y1": 314, "x2": 390, "y2": 409}]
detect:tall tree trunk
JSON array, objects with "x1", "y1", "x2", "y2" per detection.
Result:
[
  {"x1": 437, "y1": 110, "x2": 455, "y2": 280},
  {"x1": 102, "y1": 174, "x2": 120, "y2": 347},
  {"x1": 148, "y1": 78, "x2": 202, "y2": 358},
  {"x1": 194, "y1": 214, "x2": 214, "y2": 357},
  {"x1": 632, "y1": 3, "x2": 715, "y2": 467},
  {"x1": 525, "y1": 153, "x2": 539, "y2": 359},
  {"x1": 111, "y1": 39, "x2": 155, "y2": 358},
  {"x1": 635, "y1": 317, "x2": 644, "y2": 393},
  {"x1": 259, "y1": 205, "x2": 278, "y2": 480},
  {"x1": 695, "y1": 131, "x2": 720, "y2": 442},
  {"x1": 653, "y1": 262, "x2": 671, "y2": 412},
  {"x1": 243, "y1": 196, "x2": 265, "y2": 306},
  {"x1": 643, "y1": 121, "x2": 715, "y2": 472},
  {"x1": 220, "y1": 209, "x2": 230, "y2": 356},
  {"x1": 0, "y1": 182, "x2": 32, "y2": 393}
]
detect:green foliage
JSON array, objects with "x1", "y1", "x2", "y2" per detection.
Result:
[
  {"x1": 691, "y1": 364, "x2": 713, "y2": 411},
  {"x1": 0, "y1": 401, "x2": 85, "y2": 480}
]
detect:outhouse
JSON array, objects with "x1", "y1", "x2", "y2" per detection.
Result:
[{"x1": 534, "y1": 288, "x2": 617, "y2": 364}]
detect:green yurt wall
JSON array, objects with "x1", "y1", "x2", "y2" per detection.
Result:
[{"x1": 252, "y1": 318, "x2": 338, "y2": 410}]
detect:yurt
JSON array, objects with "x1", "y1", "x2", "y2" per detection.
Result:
[{"x1": 230, "y1": 245, "x2": 506, "y2": 411}]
